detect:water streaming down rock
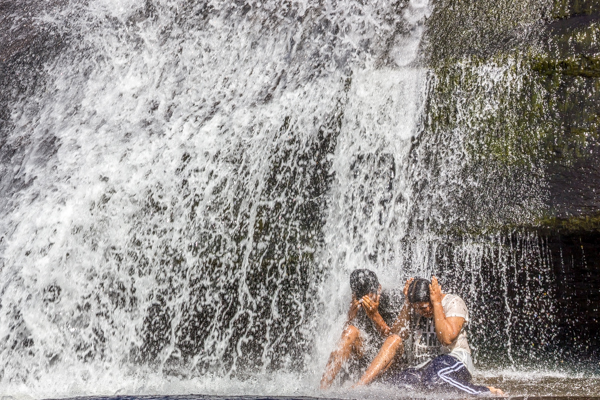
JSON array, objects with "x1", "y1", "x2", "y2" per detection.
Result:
[
  {"x1": 315, "y1": 0, "x2": 564, "y2": 374},
  {"x1": 1, "y1": 0, "x2": 599, "y2": 397},
  {"x1": 414, "y1": 0, "x2": 600, "y2": 369},
  {"x1": 0, "y1": 0, "x2": 435, "y2": 394}
]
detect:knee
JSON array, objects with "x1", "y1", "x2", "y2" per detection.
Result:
[
  {"x1": 342, "y1": 325, "x2": 360, "y2": 342},
  {"x1": 383, "y1": 334, "x2": 403, "y2": 350},
  {"x1": 340, "y1": 325, "x2": 362, "y2": 348}
]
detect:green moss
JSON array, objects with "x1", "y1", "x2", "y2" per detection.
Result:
[
  {"x1": 553, "y1": 0, "x2": 570, "y2": 18},
  {"x1": 553, "y1": 0, "x2": 600, "y2": 19},
  {"x1": 430, "y1": 52, "x2": 554, "y2": 168},
  {"x1": 429, "y1": 49, "x2": 600, "y2": 173},
  {"x1": 430, "y1": 213, "x2": 600, "y2": 237},
  {"x1": 532, "y1": 54, "x2": 600, "y2": 78},
  {"x1": 423, "y1": 45, "x2": 600, "y2": 234},
  {"x1": 421, "y1": 3, "x2": 600, "y2": 233},
  {"x1": 535, "y1": 213, "x2": 600, "y2": 232}
]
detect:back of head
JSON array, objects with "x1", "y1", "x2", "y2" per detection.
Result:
[
  {"x1": 408, "y1": 278, "x2": 431, "y2": 303},
  {"x1": 350, "y1": 269, "x2": 379, "y2": 299}
]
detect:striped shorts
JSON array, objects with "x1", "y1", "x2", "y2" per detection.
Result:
[{"x1": 384, "y1": 355, "x2": 490, "y2": 396}]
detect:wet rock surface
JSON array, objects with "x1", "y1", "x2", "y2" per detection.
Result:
[
  {"x1": 548, "y1": 231, "x2": 600, "y2": 360},
  {"x1": 0, "y1": 0, "x2": 68, "y2": 225},
  {"x1": 422, "y1": 0, "x2": 600, "y2": 365},
  {"x1": 424, "y1": 0, "x2": 600, "y2": 230},
  {"x1": 547, "y1": 145, "x2": 600, "y2": 219},
  {"x1": 0, "y1": 0, "x2": 67, "y2": 132}
]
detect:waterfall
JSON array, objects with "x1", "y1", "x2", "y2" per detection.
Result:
[
  {"x1": 3, "y1": 0, "x2": 594, "y2": 396},
  {"x1": 0, "y1": 0, "x2": 435, "y2": 396}
]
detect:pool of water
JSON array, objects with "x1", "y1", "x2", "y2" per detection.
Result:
[
  {"x1": 32, "y1": 392, "x2": 600, "y2": 400},
  {"x1": 1, "y1": 373, "x2": 594, "y2": 400},
  {"x1": 476, "y1": 374, "x2": 600, "y2": 397}
]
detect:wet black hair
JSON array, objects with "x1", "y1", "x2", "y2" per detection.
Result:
[
  {"x1": 350, "y1": 269, "x2": 379, "y2": 299},
  {"x1": 407, "y1": 278, "x2": 431, "y2": 303}
]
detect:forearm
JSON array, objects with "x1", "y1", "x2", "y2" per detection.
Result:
[
  {"x1": 432, "y1": 302, "x2": 454, "y2": 345},
  {"x1": 346, "y1": 300, "x2": 360, "y2": 326},
  {"x1": 370, "y1": 312, "x2": 391, "y2": 336},
  {"x1": 390, "y1": 301, "x2": 411, "y2": 339}
]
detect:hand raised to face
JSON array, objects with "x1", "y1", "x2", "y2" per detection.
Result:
[
  {"x1": 360, "y1": 292, "x2": 380, "y2": 320},
  {"x1": 429, "y1": 276, "x2": 442, "y2": 304}
]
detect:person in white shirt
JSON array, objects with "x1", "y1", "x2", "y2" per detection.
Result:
[{"x1": 353, "y1": 276, "x2": 504, "y2": 396}]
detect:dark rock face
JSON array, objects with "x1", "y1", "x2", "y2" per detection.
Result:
[
  {"x1": 0, "y1": 0, "x2": 67, "y2": 126},
  {"x1": 0, "y1": 0, "x2": 68, "y2": 220},
  {"x1": 537, "y1": 8, "x2": 600, "y2": 221},
  {"x1": 548, "y1": 231, "x2": 600, "y2": 362},
  {"x1": 422, "y1": 1, "x2": 600, "y2": 231},
  {"x1": 424, "y1": 0, "x2": 548, "y2": 63},
  {"x1": 420, "y1": 0, "x2": 600, "y2": 364},
  {"x1": 553, "y1": 0, "x2": 600, "y2": 19},
  {"x1": 427, "y1": 230, "x2": 600, "y2": 368},
  {"x1": 547, "y1": 144, "x2": 600, "y2": 219}
]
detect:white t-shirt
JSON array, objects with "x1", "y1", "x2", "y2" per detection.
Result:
[{"x1": 409, "y1": 294, "x2": 474, "y2": 373}]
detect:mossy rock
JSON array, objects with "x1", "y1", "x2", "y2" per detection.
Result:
[
  {"x1": 553, "y1": 0, "x2": 600, "y2": 19},
  {"x1": 532, "y1": 54, "x2": 600, "y2": 77},
  {"x1": 420, "y1": 3, "x2": 600, "y2": 233},
  {"x1": 535, "y1": 212, "x2": 600, "y2": 232}
]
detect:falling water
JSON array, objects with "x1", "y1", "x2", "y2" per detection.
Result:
[
  {"x1": 1, "y1": 0, "x2": 598, "y2": 398},
  {"x1": 0, "y1": 0, "x2": 434, "y2": 396}
]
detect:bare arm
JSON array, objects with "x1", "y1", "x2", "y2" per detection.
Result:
[
  {"x1": 430, "y1": 277, "x2": 464, "y2": 345},
  {"x1": 432, "y1": 308, "x2": 464, "y2": 345},
  {"x1": 362, "y1": 294, "x2": 390, "y2": 336},
  {"x1": 353, "y1": 279, "x2": 415, "y2": 387},
  {"x1": 390, "y1": 300, "x2": 411, "y2": 339},
  {"x1": 346, "y1": 295, "x2": 361, "y2": 326},
  {"x1": 390, "y1": 277, "x2": 414, "y2": 340}
]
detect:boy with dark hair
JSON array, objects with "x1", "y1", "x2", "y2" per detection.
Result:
[
  {"x1": 353, "y1": 276, "x2": 504, "y2": 396},
  {"x1": 320, "y1": 269, "x2": 403, "y2": 389}
]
